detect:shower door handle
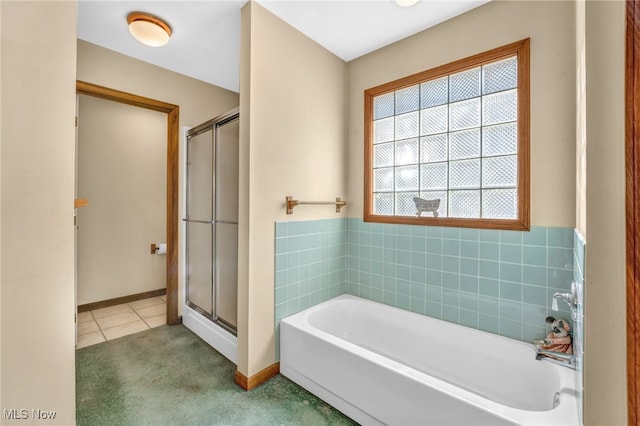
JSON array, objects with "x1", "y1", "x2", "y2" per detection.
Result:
[
  {"x1": 215, "y1": 220, "x2": 238, "y2": 225},
  {"x1": 182, "y1": 219, "x2": 238, "y2": 225},
  {"x1": 182, "y1": 218, "x2": 214, "y2": 224}
]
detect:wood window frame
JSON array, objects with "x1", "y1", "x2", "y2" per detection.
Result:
[
  {"x1": 364, "y1": 38, "x2": 530, "y2": 230},
  {"x1": 76, "y1": 80, "x2": 181, "y2": 325}
]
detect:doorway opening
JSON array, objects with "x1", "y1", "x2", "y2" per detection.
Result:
[{"x1": 75, "y1": 80, "x2": 180, "y2": 329}]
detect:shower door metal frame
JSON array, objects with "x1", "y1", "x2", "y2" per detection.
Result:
[{"x1": 185, "y1": 108, "x2": 239, "y2": 336}]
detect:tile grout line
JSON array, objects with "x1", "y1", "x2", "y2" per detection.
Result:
[
  {"x1": 136, "y1": 300, "x2": 168, "y2": 328},
  {"x1": 128, "y1": 303, "x2": 152, "y2": 329},
  {"x1": 89, "y1": 310, "x2": 108, "y2": 342},
  {"x1": 94, "y1": 305, "x2": 149, "y2": 341}
]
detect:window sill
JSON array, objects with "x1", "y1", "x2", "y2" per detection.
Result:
[{"x1": 363, "y1": 213, "x2": 530, "y2": 231}]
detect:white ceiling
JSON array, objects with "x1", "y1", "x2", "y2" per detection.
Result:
[{"x1": 77, "y1": 0, "x2": 489, "y2": 93}]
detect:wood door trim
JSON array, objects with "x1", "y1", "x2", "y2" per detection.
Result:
[
  {"x1": 76, "y1": 80, "x2": 180, "y2": 325},
  {"x1": 76, "y1": 81, "x2": 177, "y2": 113},
  {"x1": 627, "y1": 1, "x2": 640, "y2": 423}
]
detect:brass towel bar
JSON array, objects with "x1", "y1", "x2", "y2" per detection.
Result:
[{"x1": 286, "y1": 196, "x2": 347, "y2": 214}]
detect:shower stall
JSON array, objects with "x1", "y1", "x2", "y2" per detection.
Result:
[{"x1": 182, "y1": 108, "x2": 239, "y2": 362}]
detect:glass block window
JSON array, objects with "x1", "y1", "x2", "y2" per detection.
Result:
[{"x1": 364, "y1": 39, "x2": 530, "y2": 230}]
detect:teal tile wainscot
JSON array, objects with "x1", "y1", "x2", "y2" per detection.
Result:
[
  {"x1": 274, "y1": 219, "x2": 347, "y2": 359},
  {"x1": 274, "y1": 218, "x2": 577, "y2": 360},
  {"x1": 345, "y1": 219, "x2": 575, "y2": 343}
]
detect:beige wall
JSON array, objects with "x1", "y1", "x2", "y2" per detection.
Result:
[
  {"x1": 238, "y1": 2, "x2": 347, "y2": 376},
  {"x1": 576, "y1": 0, "x2": 587, "y2": 238},
  {"x1": 347, "y1": 0, "x2": 576, "y2": 228},
  {"x1": 238, "y1": 3, "x2": 251, "y2": 376},
  {"x1": 583, "y1": 1, "x2": 627, "y2": 424},
  {"x1": 1, "y1": 0, "x2": 3, "y2": 407},
  {"x1": 77, "y1": 40, "x2": 239, "y2": 130},
  {"x1": 1, "y1": 1, "x2": 77, "y2": 424},
  {"x1": 77, "y1": 95, "x2": 167, "y2": 305},
  {"x1": 77, "y1": 40, "x2": 239, "y2": 313}
]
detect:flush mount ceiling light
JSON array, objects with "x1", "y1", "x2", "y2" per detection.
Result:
[
  {"x1": 127, "y1": 12, "x2": 172, "y2": 47},
  {"x1": 395, "y1": 0, "x2": 420, "y2": 6}
]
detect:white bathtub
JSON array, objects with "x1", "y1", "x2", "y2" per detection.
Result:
[{"x1": 280, "y1": 295, "x2": 579, "y2": 426}]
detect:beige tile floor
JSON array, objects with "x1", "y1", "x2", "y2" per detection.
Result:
[{"x1": 76, "y1": 295, "x2": 166, "y2": 349}]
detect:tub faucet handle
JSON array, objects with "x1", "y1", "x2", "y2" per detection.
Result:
[{"x1": 552, "y1": 292, "x2": 574, "y2": 311}]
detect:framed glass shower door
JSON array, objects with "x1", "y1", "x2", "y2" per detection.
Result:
[
  {"x1": 213, "y1": 117, "x2": 239, "y2": 330},
  {"x1": 185, "y1": 127, "x2": 214, "y2": 317},
  {"x1": 185, "y1": 110, "x2": 239, "y2": 334}
]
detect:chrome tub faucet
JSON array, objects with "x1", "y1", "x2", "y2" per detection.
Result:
[{"x1": 535, "y1": 346, "x2": 577, "y2": 369}]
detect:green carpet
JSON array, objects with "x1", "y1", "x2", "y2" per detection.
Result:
[{"x1": 76, "y1": 325, "x2": 357, "y2": 426}]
